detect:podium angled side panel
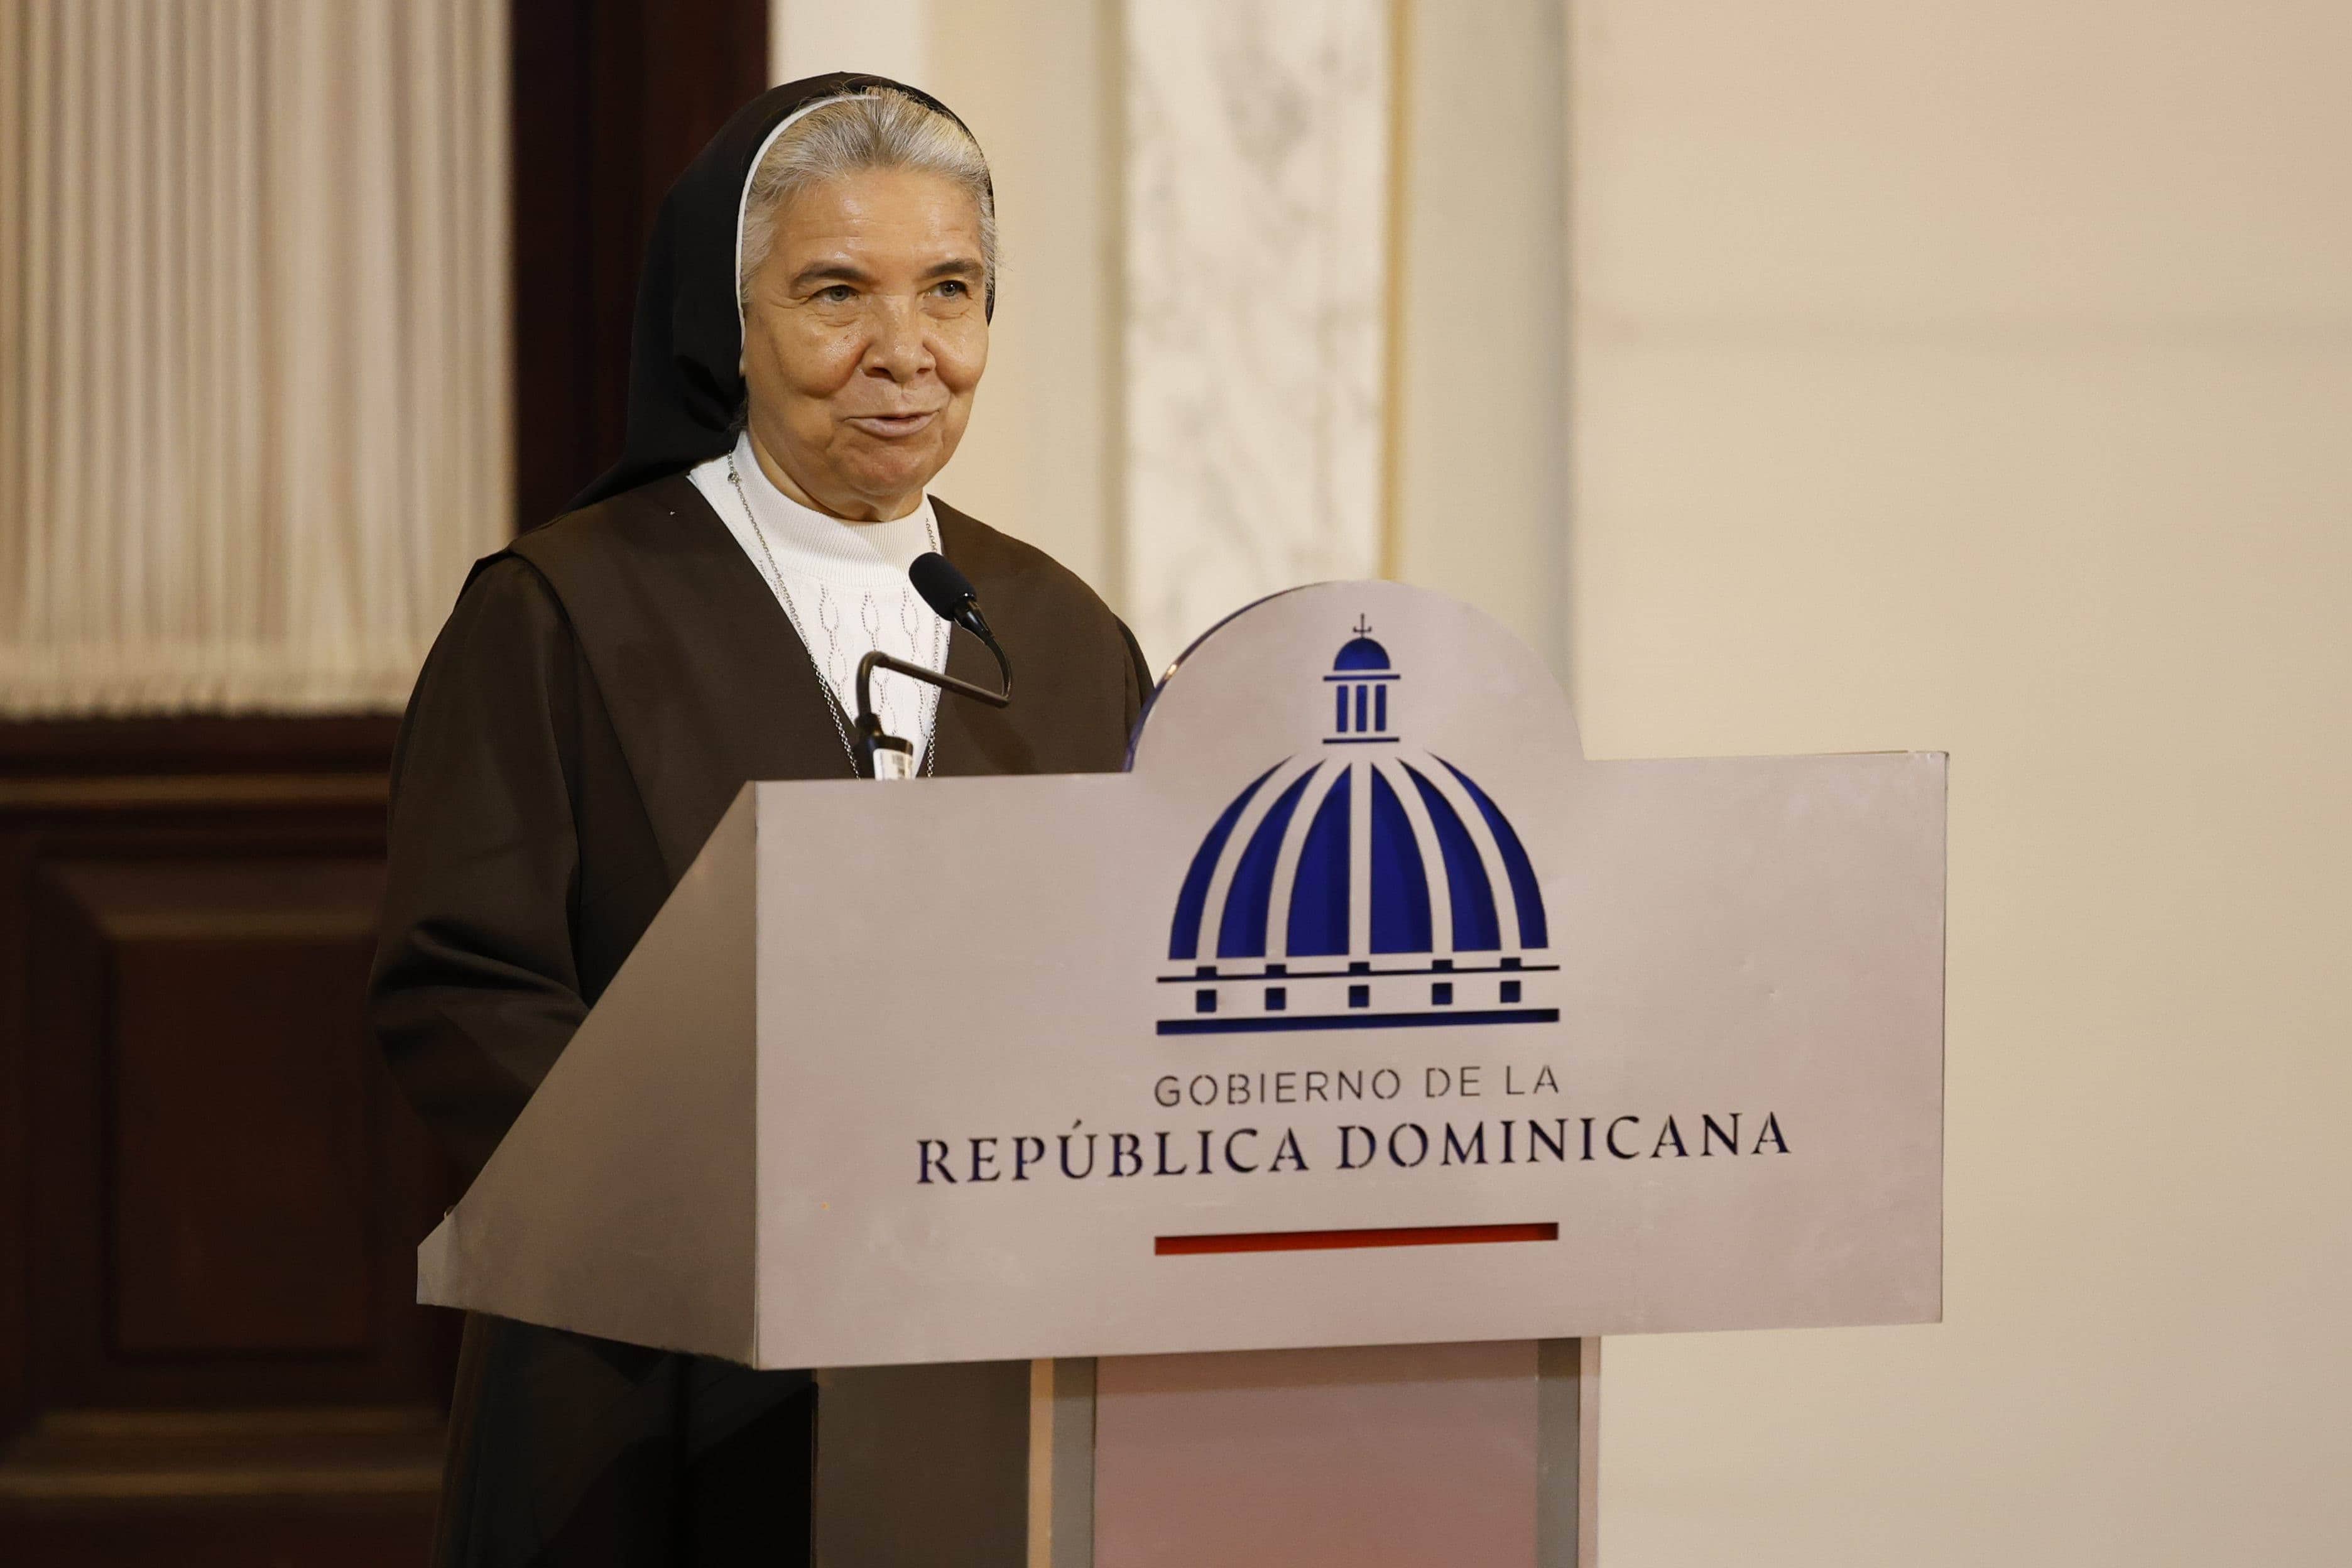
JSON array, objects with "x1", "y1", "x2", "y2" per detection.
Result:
[{"x1": 417, "y1": 788, "x2": 761, "y2": 1362}]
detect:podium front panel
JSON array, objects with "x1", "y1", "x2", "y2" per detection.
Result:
[{"x1": 747, "y1": 582, "x2": 1944, "y2": 1369}]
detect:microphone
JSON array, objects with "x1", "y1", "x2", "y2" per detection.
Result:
[
  {"x1": 910, "y1": 553, "x2": 986, "y2": 638},
  {"x1": 851, "y1": 552, "x2": 1014, "y2": 780},
  {"x1": 909, "y1": 552, "x2": 1012, "y2": 702}
]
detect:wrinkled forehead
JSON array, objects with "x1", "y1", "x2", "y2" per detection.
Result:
[{"x1": 755, "y1": 180, "x2": 985, "y2": 268}]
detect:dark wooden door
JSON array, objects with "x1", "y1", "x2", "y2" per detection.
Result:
[{"x1": 0, "y1": 719, "x2": 454, "y2": 1566}]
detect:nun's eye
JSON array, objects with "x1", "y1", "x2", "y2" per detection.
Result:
[{"x1": 815, "y1": 285, "x2": 857, "y2": 304}]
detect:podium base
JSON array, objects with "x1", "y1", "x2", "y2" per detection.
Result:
[
  {"x1": 1032, "y1": 1339, "x2": 1598, "y2": 1568},
  {"x1": 813, "y1": 1360, "x2": 1029, "y2": 1565},
  {"x1": 810, "y1": 1340, "x2": 1598, "y2": 1567}
]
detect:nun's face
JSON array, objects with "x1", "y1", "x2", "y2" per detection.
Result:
[{"x1": 740, "y1": 168, "x2": 989, "y2": 521}]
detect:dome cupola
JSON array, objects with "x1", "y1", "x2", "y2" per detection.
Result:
[
  {"x1": 1327, "y1": 616, "x2": 1399, "y2": 741},
  {"x1": 1160, "y1": 616, "x2": 1555, "y2": 1035}
]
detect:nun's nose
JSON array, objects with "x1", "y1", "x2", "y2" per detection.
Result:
[{"x1": 866, "y1": 299, "x2": 934, "y2": 381}]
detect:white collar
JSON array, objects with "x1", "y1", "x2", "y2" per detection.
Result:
[{"x1": 721, "y1": 431, "x2": 936, "y2": 579}]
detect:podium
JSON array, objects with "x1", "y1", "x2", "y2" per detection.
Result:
[{"x1": 419, "y1": 582, "x2": 1946, "y2": 1565}]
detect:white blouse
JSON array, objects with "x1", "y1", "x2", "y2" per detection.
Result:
[{"x1": 688, "y1": 432, "x2": 949, "y2": 763}]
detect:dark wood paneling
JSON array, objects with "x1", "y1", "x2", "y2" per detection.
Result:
[
  {"x1": 0, "y1": 721, "x2": 449, "y2": 1563},
  {"x1": 0, "y1": 717, "x2": 402, "y2": 778},
  {"x1": 511, "y1": 0, "x2": 771, "y2": 531},
  {"x1": 2, "y1": 1494, "x2": 435, "y2": 1568},
  {"x1": 85, "y1": 859, "x2": 384, "y2": 1355}
]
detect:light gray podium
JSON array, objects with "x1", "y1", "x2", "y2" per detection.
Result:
[{"x1": 419, "y1": 582, "x2": 1946, "y2": 1565}]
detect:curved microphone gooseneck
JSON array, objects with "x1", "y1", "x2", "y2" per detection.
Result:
[
  {"x1": 854, "y1": 553, "x2": 1014, "y2": 780},
  {"x1": 909, "y1": 553, "x2": 1012, "y2": 702}
]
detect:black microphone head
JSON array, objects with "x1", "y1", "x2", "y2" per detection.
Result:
[
  {"x1": 910, "y1": 550, "x2": 1012, "y2": 700},
  {"x1": 910, "y1": 552, "x2": 982, "y2": 626}
]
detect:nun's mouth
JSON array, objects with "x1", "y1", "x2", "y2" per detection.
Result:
[{"x1": 845, "y1": 411, "x2": 939, "y2": 439}]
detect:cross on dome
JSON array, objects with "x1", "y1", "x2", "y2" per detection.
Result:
[{"x1": 1331, "y1": 614, "x2": 1391, "y2": 674}]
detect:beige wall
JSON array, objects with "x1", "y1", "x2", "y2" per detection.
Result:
[
  {"x1": 1570, "y1": 3, "x2": 2352, "y2": 1563},
  {"x1": 1392, "y1": 0, "x2": 1569, "y2": 671},
  {"x1": 922, "y1": 0, "x2": 1120, "y2": 595}
]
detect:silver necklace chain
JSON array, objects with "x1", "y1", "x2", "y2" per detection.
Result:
[{"x1": 727, "y1": 452, "x2": 946, "y2": 778}]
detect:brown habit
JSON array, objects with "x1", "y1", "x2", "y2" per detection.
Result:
[{"x1": 369, "y1": 474, "x2": 1148, "y2": 1565}]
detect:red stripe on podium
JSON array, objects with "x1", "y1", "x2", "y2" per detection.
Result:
[{"x1": 1155, "y1": 1222, "x2": 1559, "y2": 1256}]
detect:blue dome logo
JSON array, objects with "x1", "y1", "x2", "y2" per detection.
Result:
[{"x1": 1159, "y1": 618, "x2": 1560, "y2": 1035}]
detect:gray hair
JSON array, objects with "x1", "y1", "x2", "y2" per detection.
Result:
[{"x1": 738, "y1": 89, "x2": 997, "y2": 314}]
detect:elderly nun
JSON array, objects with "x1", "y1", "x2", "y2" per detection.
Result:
[{"x1": 369, "y1": 75, "x2": 1148, "y2": 1566}]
